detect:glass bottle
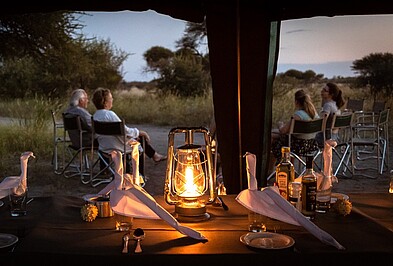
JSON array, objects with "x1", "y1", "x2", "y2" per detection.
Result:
[
  {"x1": 301, "y1": 155, "x2": 317, "y2": 220},
  {"x1": 275, "y1": 147, "x2": 295, "y2": 200}
]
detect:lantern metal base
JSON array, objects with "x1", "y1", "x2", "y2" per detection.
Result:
[{"x1": 174, "y1": 205, "x2": 210, "y2": 222}]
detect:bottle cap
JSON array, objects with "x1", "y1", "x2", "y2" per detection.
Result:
[{"x1": 281, "y1": 146, "x2": 290, "y2": 153}]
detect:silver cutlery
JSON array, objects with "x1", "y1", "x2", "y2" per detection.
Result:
[
  {"x1": 133, "y1": 228, "x2": 145, "y2": 253},
  {"x1": 122, "y1": 233, "x2": 130, "y2": 254}
]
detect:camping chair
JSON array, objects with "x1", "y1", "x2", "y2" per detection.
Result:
[
  {"x1": 372, "y1": 100, "x2": 387, "y2": 113},
  {"x1": 90, "y1": 118, "x2": 146, "y2": 188},
  {"x1": 288, "y1": 114, "x2": 327, "y2": 176},
  {"x1": 351, "y1": 108, "x2": 390, "y2": 177},
  {"x1": 344, "y1": 98, "x2": 365, "y2": 128},
  {"x1": 54, "y1": 113, "x2": 91, "y2": 184},
  {"x1": 345, "y1": 98, "x2": 364, "y2": 113},
  {"x1": 329, "y1": 112, "x2": 354, "y2": 177},
  {"x1": 267, "y1": 114, "x2": 327, "y2": 181},
  {"x1": 51, "y1": 110, "x2": 70, "y2": 172}
]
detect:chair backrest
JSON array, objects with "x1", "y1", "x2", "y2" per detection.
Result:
[
  {"x1": 330, "y1": 112, "x2": 354, "y2": 144},
  {"x1": 378, "y1": 108, "x2": 389, "y2": 126},
  {"x1": 289, "y1": 115, "x2": 326, "y2": 136},
  {"x1": 91, "y1": 118, "x2": 127, "y2": 172},
  {"x1": 62, "y1": 113, "x2": 84, "y2": 149},
  {"x1": 91, "y1": 119, "x2": 125, "y2": 136},
  {"x1": 63, "y1": 113, "x2": 82, "y2": 131},
  {"x1": 287, "y1": 114, "x2": 327, "y2": 158},
  {"x1": 332, "y1": 112, "x2": 354, "y2": 130},
  {"x1": 372, "y1": 101, "x2": 387, "y2": 113},
  {"x1": 288, "y1": 114, "x2": 327, "y2": 149},
  {"x1": 345, "y1": 98, "x2": 364, "y2": 112}
]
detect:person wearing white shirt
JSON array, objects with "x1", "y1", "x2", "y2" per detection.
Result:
[{"x1": 92, "y1": 88, "x2": 166, "y2": 173}]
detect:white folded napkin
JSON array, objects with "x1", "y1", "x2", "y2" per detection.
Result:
[
  {"x1": 97, "y1": 148, "x2": 206, "y2": 241},
  {"x1": 98, "y1": 145, "x2": 140, "y2": 195},
  {"x1": 0, "y1": 151, "x2": 35, "y2": 199},
  {"x1": 322, "y1": 139, "x2": 338, "y2": 184},
  {"x1": 236, "y1": 152, "x2": 345, "y2": 250},
  {"x1": 244, "y1": 152, "x2": 258, "y2": 190},
  {"x1": 111, "y1": 186, "x2": 206, "y2": 241}
]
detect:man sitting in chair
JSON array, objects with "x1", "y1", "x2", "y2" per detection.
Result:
[{"x1": 64, "y1": 88, "x2": 95, "y2": 147}]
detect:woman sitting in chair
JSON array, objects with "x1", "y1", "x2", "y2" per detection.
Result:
[
  {"x1": 91, "y1": 88, "x2": 166, "y2": 173},
  {"x1": 317, "y1": 82, "x2": 346, "y2": 144},
  {"x1": 271, "y1": 89, "x2": 320, "y2": 162}
]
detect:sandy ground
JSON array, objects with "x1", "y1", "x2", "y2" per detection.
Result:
[{"x1": 3, "y1": 122, "x2": 392, "y2": 198}]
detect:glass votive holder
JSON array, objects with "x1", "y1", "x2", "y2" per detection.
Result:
[
  {"x1": 288, "y1": 181, "x2": 302, "y2": 212},
  {"x1": 115, "y1": 213, "x2": 133, "y2": 232},
  {"x1": 248, "y1": 211, "x2": 267, "y2": 232}
]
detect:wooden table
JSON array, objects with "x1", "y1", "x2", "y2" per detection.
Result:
[{"x1": 1, "y1": 193, "x2": 393, "y2": 265}]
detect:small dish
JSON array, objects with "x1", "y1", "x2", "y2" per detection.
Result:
[
  {"x1": 331, "y1": 193, "x2": 349, "y2": 204},
  {"x1": 0, "y1": 233, "x2": 18, "y2": 249},
  {"x1": 240, "y1": 232, "x2": 295, "y2": 250}
]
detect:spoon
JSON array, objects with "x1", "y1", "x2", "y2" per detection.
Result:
[
  {"x1": 122, "y1": 233, "x2": 130, "y2": 254},
  {"x1": 133, "y1": 228, "x2": 145, "y2": 253}
]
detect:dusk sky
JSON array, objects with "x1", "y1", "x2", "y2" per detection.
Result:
[
  {"x1": 279, "y1": 14, "x2": 393, "y2": 78},
  {"x1": 80, "y1": 11, "x2": 393, "y2": 81}
]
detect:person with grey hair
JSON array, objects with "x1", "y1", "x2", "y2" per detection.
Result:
[
  {"x1": 64, "y1": 89, "x2": 94, "y2": 146},
  {"x1": 65, "y1": 89, "x2": 92, "y2": 126}
]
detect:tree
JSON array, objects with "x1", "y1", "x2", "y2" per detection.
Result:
[
  {"x1": 0, "y1": 11, "x2": 83, "y2": 60},
  {"x1": 352, "y1": 52, "x2": 393, "y2": 97},
  {"x1": 281, "y1": 69, "x2": 323, "y2": 83},
  {"x1": 0, "y1": 12, "x2": 128, "y2": 98},
  {"x1": 175, "y1": 20, "x2": 207, "y2": 57},
  {"x1": 158, "y1": 55, "x2": 209, "y2": 97},
  {"x1": 143, "y1": 46, "x2": 174, "y2": 73},
  {"x1": 143, "y1": 20, "x2": 211, "y2": 97}
]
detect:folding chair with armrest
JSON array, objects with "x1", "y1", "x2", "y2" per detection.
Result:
[
  {"x1": 267, "y1": 115, "x2": 327, "y2": 181},
  {"x1": 288, "y1": 114, "x2": 327, "y2": 176},
  {"x1": 372, "y1": 100, "x2": 387, "y2": 113},
  {"x1": 51, "y1": 110, "x2": 70, "y2": 172},
  {"x1": 344, "y1": 98, "x2": 365, "y2": 128},
  {"x1": 344, "y1": 98, "x2": 364, "y2": 113},
  {"x1": 90, "y1": 118, "x2": 146, "y2": 188},
  {"x1": 329, "y1": 112, "x2": 354, "y2": 177},
  {"x1": 351, "y1": 108, "x2": 389, "y2": 177},
  {"x1": 54, "y1": 113, "x2": 91, "y2": 184}
]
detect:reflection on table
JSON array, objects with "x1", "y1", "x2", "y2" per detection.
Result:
[{"x1": 1, "y1": 193, "x2": 393, "y2": 265}]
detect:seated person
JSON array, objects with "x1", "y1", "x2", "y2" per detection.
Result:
[
  {"x1": 91, "y1": 87, "x2": 166, "y2": 174},
  {"x1": 316, "y1": 82, "x2": 346, "y2": 145},
  {"x1": 64, "y1": 88, "x2": 95, "y2": 148},
  {"x1": 271, "y1": 89, "x2": 320, "y2": 163}
]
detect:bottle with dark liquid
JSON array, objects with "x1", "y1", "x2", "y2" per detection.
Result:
[
  {"x1": 301, "y1": 155, "x2": 317, "y2": 220},
  {"x1": 275, "y1": 147, "x2": 295, "y2": 200}
]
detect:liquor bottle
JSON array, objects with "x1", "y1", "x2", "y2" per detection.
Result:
[
  {"x1": 275, "y1": 147, "x2": 295, "y2": 200},
  {"x1": 301, "y1": 155, "x2": 317, "y2": 219}
]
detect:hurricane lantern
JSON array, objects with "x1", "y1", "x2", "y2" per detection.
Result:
[{"x1": 164, "y1": 127, "x2": 216, "y2": 222}]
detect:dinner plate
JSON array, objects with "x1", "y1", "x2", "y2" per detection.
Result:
[
  {"x1": 240, "y1": 232, "x2": 295, "y2": 250},
  {"x1": 330, "y1": 193, "x2": 349, "y2": 204},
  {"x1": 0, "y1": 233, "x2": 18, "y2": 249}
]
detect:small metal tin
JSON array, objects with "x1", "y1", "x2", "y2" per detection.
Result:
[{"x1": 85, "y1": 194, "x2": 114, "y2": 218}]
